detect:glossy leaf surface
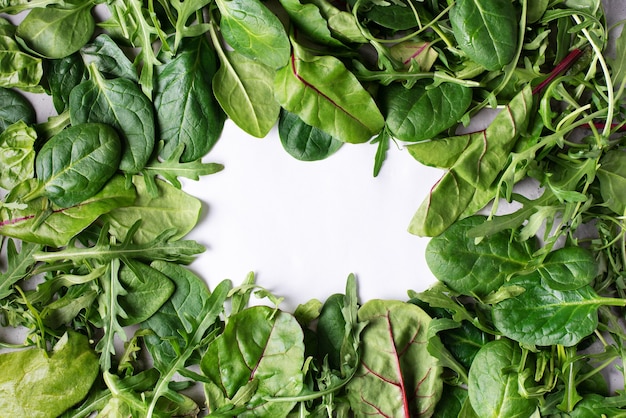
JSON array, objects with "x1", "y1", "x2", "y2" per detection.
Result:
[
  {"x1": 0, "y1": 120, "x2": 36, "y2": 190},
  {"x1": 278, "y1": 110, "x2": 342, "y2": 161},
  {"x1": 0, "y1": 87, "x2": 35, "y2": 132}
]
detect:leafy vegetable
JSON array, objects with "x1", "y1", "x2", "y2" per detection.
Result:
[
  {"x1": 0, "y1": 120, "x2": 36, "y2": 190},
  {"x1": 0, "y1": 87, "x2": 34, "y2": 131}
]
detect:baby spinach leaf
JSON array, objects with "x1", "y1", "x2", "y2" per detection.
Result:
[
  {"x1": 0, "y1": 120, "x2": 36, "y2": 190},
  {"x1": 408, "y1": 86, "x2": 533, "y2": 237},
  {"x1": 346, "y1": 299, "x2": 442, "y2": 417},
  {"x1": 274, "y1": 47, "x2": 385, "y2": 144},
  {"x1": 0, "y1": 331, "x2": 99, "y2": 418},
  {"x1": 69, "y1": 64, "x2": 156, "y2": 173},
  {"x1": 450, "y1": 0, "x2": 518, "y2": 71},
  {"x1": 381, "y1": 81, "x2": 473, "y2": 142},
  {"x1": 278, "y1": 0, "x2": 344, "y2": 47},
  {"x1": 154, "y1": 35, "x2": 224, "y2": 162},
  {"x1": 535, "y1": 247, "x2": 597, "y2": 290},
  {"x1": 202, "y1": 306, "x2": 305, "y2": 416},
  {"x1": 102, "y1": 176, "x2": 202, "y2": 245},
  {"x1": 315, "y1": 292, "x2": 346, "y2": 370},
  {"x1": 47, "y1": 53, "x2": 86, "y2": 113},
  {"x1": 215, "y1": 0, "x2": 290, "y2": 69},
  {"x1": 0, "y1": 175, "x2": 135, "y2": 247},
  {"x1": 16, "y1": 2, "x2": 95, "y2": 58},
  {"x1": 211, "y1": 43, "x2": 280, "y2": 138},
  {"x1": 0, "y1": 32, "x2": 43, "y2": 90},
  {"x1": 597, "y1": 150, "x2": 626, "y2": 215},
  {"x1": 278, "y1": 110, "x2": 343, "y2": 161},
  {"x1": 425, "y1": 216, "x2": 533, "y2": 297},
  {"x1": 492, "y1": 271, "x2": 603, "y2": 346},
  {"x1": 0, "y1": 87, "x2": 35, "y2": 132},
  {"x1": 117, "y1": 259, "x2": 175, "y2": 326},
  {"x1": 79, "y1": 34, "x2": 137, "y2": 82},
  {"x1": 308, "y1": 0, "x2": 367, "y2": 43},
  {"x1": 35, "y1": 122, "x2": 121, "y2": 208},
  {"x1": 468, "y1": 339, "x2": 538, "y2": 417}
]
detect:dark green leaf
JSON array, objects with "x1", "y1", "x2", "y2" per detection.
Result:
[
  {"x1": 0, "y1": 87, "x2": 35, "y2": 132},
  {"x1": 80, "y1": 34, "x2": 137, "y2": 81},
  {"x1": 278, "y1": 110, "x2": 343, "y2": 161},
  {"x1": 535, "y1": 247, "x2": 597, "y2": 290},
  {"x1": 47, "y1": 53, "x2": 86, "y2": 113}
]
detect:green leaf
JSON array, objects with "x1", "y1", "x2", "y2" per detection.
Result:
[
  {"x1": 0, "y1": 331, "x2": 99, "y2": 417},
  {"x1": 35, "y1": 123, "x2": 121, "y2": 208},
  {"x1": 215, "y1": 0, "x2": 290, "y2": 69},
  {"x1": 274, "y1": 48, "x2": 385, "y2": 144},
  {"x1": 102, "y1": 175, "x2": 202, "y2": 244},
  {"x1": 202, "y1": 306, "x2": 305, "y2": 417},
  {"x1": 154, "y1": 35, "x2": 225, "y2": 162},
  {"x1": 0, "y1": 175, "x2": 136, "y2": 247},
  {"x1": 69, "y1": 64, "x2": 156, "y2": 173},
  {"x1": 381, "y1": 82, "x2": 473, "y2": 142},
  {"x1": 278, "y1": 0, "x2": 344, "y2": 47},
  {"x1": 0, "y1": 87, "x2": 35, "y2": 132},
  {"x1": 450, "y1": 0, "x2": 518, "y2": 71},
  {"x1": 211, "y1": 47, "x2": 280, "y2": 138},
  {"x1": 492, "y1": 271, "x2": 602, "y2": 346},
  {"x1": 346, "y1": 299, "x2": 443, "y2": 417},
  {"x1": 278, "y1": 110, "x2": 343, "y2": 161},
  {"x1": 425, "y1": 216, "x2": 533, "y2": 297},
  {"x1": 0, "y1": 238, "x2": 41, "y2": 299},
  {"x1": 47, "y1": 53, "x2": 86, "y2": 113},
  {"x1": 0, "y1": 120, "x2": 36, "y2": 190},
  {"x1": 80, "y1": 34, "x2": 137, "y2": 82},
  {"x1": 316, "y1": 293, "x2": 346, "y2": 370},
  {"x1": 597, "y1": 150, "x2": 626, "y2": 215},
  {"x1": 16, "y1": 3, "x2": 94, "y2": 58},
  {"x1": 535, "y1": 247, "x2": 598, "y2": 290},
  {"x1": 0, "y1": 33, "x2": 43, "y2": 90},
  {"x1": 468, "y1": 339, "x2": 538, "y2": 417}
]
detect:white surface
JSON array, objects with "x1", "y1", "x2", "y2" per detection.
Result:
[{"x1": 184, "y1": 123, "x2": 441, "y2": 310}]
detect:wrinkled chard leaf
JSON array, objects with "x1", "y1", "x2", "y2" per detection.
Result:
[{"x1": 346, "y1": 299, "x2": 442, "y2": 417}]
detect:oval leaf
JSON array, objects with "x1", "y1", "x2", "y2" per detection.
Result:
[
  {"x1": 0, "y1": 120, "x2": 36, "y2": 190},
  {"x1": 278, "y1": 110, "x2": 343, "y2": 161},
  {"x1": 0, "y1": 33, "x2": 43, "y2": 90},
  {"x1": 536, "y1": 247, "x2": 598, "y2": 290},
  {"x1": 0, "y1": 87, "x2": 35, "y2": 132},
  {"x1": 346, "y1": 299, "x2": 442, "y2": 417},
  {"x1": 597, "y1": 150, "x2": 626, "y2": 216}
]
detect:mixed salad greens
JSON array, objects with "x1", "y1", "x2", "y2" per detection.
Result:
[{"x1": 1, "y1": 0, "x2": 626, "y2": 416}]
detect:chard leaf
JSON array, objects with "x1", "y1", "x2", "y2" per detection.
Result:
[
  {"x1": 215, "y1": 0, "x2": 290, "y2": 69},
  {"x1": 346, "y1": 299, "x2": 442, "y2": 417},
  {"x1": 154, "y1": 35, "x2": 225, "y2": 162},
  {"x1": 0, "y1": 87, "x2": 35, "y2": 132},
  {"x1": 201, "y1": 306, "x2": 305, "y2": 417},
  {"x1": 274, "y1": 48, "x2": 385, "y2": 144},
  {"x1": 0, "y1": 175, "x2": 136, "y2": 247},
  {"x1": 425, "y1": 216, "x2": 533, "y2": 297},
  {"x1": 492, "y1": 271, "x2": 603, "y2": 346},
  {"x1": 450, "y1": 0, "x2": 518, "y2": 71},
  {"x1": 0, "y1": 238, "x2": 41, "y2": 299},
  {"x1": 468, "y1": 339, "x2": 538, "y2": 417},
  {"x1": 278, "y1": 110, "x2": 343, "y2": 161},
  {"x1": 381, "y1": 82, "x2": 472, "y2": 142},
  {"x1": 69, "y1": 64, "x2": 155, "y2": 173},
  {"x1": 102, "y1": 176, "x2": 202, "y2": 245},
  {"x1": 211, "y1": 47, "x2": 280, "y2": 138},
  {"x1": 0, "y1": 120, "x2": 36, "y2": 190},
  {"x1": 0, "y1": 331, "x2": 99, "y2": 417}
]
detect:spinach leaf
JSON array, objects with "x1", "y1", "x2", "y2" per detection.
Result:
[
  {"x1": 274, "y1": 45, "x2": 385, "y2": 144},
  {"x1": 16, "y1": 2, "x2": 94, "y2": 58},
  {"x1": 468, "y1": 339, "x2": 538, "y2": 417},
  {"x1": 535, "y1": 247, "x2": 597, "y2": 290},
  {"x1": 0, "y1": 331, "x2": 99, "y2": 418},
  {"x1": 102, "y1": 176, "x2": 202, "y2": 245},
  {"x1": 79, "y1": 34, "x2": 137, "y2": 82},
  {"x1": 450, "y1": 0, "x2": 518, "y2": 71},
  {"x1": 597, "y1": 150, "x2": 626, "y2": 215},
  {"x1": 425, "y1": 216, "x2": 533, "y2": 297},
  {"x1": 0, "y1": 175, "x2": 136, "y2": 247},
  {"x1": 278, "y1": 0, "x2": 344, "y2": 47},
  {"x1": 0, "y1": 238, "x2": 40, "y2": 300},
  {"x1": 154, "y1": 35, "x2": 224, "y2": 162},
  {"x1": 35, "y1": 122, "x2": 121, "y2": 208},
  {"x1": 202, "y1": 305, "x2": 305, "y2": 417},
  {"x1": 69, "y1": 64, "x2": 156, "y2": 173},
  {"x1": 215, "y1": 0, "x2": 290, "y2": 69},
  {"x1": 381, "y1": 81, "x2": 473, "y2": 142},
  {"x1": 0, "y1": 31, "x2": 43, "y2": 91},
  {"x1": 47, "y1": 53, "x2": 86, "y2": 113},
  {"x1": 0, "y1": 120, "x2": 36, "y2": 190},
  {"x1": 278, "y1": 110, "x2": 343, "y2": 161},
  {"x1": 315, "y1": 292, "x2": 345, "y2": 370},
  {"x1": 346, "y1": 299, "x2": 442, "y2": 417},
  {"x1": 0, "y1": 87, "x2": 35, "y2": 132}
]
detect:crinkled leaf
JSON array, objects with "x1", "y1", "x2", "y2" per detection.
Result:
[
  {"x1": 201, "y1": 306, "x2": 305, "y2": 417},
  {"x1": 450, "y1": 0, "x2": 518, "y2": 71},
  {"x1": 0, "y1": 33, "x2": 43, "y2": 90},
  {"x1": 468, "y1": 339, "x2": 537, "y2": 417},
  {"x1": 278, "y1": 110, "x2": 343, "y2": 161},
  {"x1": 154, "y1": 35, "x2": 225, "y2": 162},
  {"x1": 425, "y1": 216, "x2": 533, "y2": 297},
  {"x1": 381, "y1": 82, "x2": 472, "y2": 142},
  {"x1": 80, "y1": 34, "x2": 137, "y2": 81},
  {"x1": 0, "y1": 331, "x2": 99, "y2": 418},
  {"x1": 346, "y1": 299, "x2": 442, "y2": 417},
  {"x1": 0, "y1": 175, "x2": 136, "y2": 247},
  {"x1": 102, "y1": 176, "x2": 202, "y2": 244},
  {"x1": 0, "y1": 120, "x2": 36, "y2": 190},
  {"x1": 275, "y1": 49, "x2": 384, "y2": 144},
  {"x1": 0, "y1": 87, "x2": 34, "y2": 132}
]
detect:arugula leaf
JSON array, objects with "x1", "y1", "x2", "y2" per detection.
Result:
[{"x1": 0, "y1": 238, "x2": 40, "y2": 299}]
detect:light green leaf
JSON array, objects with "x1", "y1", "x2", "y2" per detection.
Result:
[{"x1": 0, "y1": 120, "x2": 36, "y2": 190}]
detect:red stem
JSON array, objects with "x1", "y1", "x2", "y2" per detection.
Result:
[{"x1": 532, "y1": 48, "x2": 584, "y2": 95}]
